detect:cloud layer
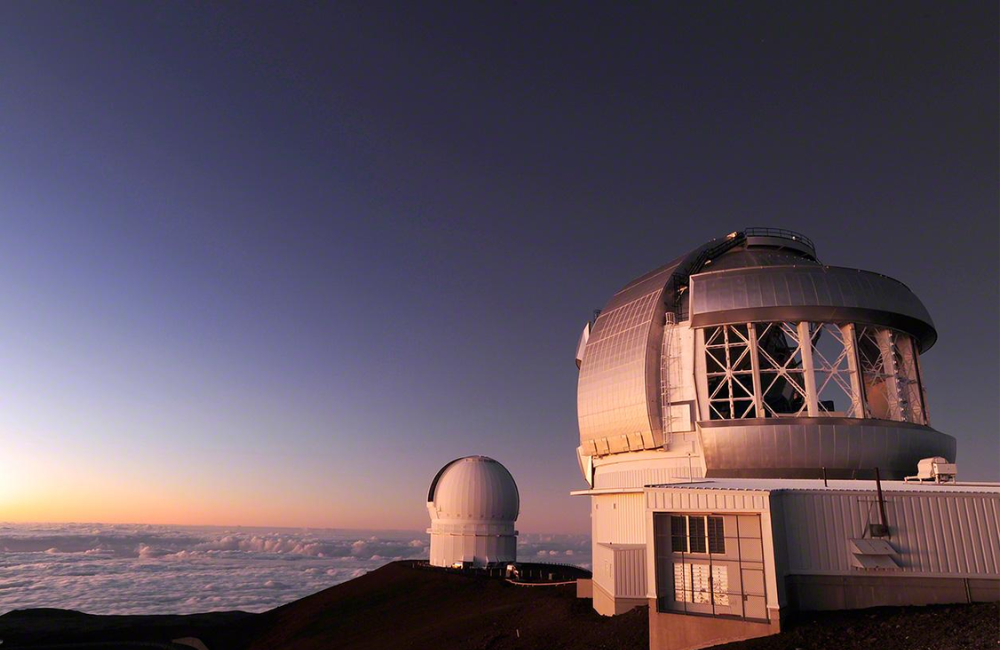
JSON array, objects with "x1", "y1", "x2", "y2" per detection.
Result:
[{"x1": 0, "y1": 524, "x2": 590, "y2": 615}]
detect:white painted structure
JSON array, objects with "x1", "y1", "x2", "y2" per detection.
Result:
[
  {"x1": 640, "y1": 479, "x2": 1000, "y2": 648},
  {"x1": 574, "y1": 230, "x2": 959, "y2": 618},
  {"x1": 426, "y1": 456, "x2": 519, "y2": 568}
]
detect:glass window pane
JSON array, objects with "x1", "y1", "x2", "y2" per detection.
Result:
[
  {"x1": 708, "y1": 516, "x2": 726, "y2": 554},
  {"x1": 688, "y1": 516, "x2": 707, "y2": 553},
  {"x1": 691, "y1": 563, "x2": 711, "y2": 603},
  {"x1": 671, "y1": 516, "x2": 688, "y2": 552},
  {"x1": 673, "y1": 562, "x2": 689, "y2": 602},
  {"x1": 810, "y1": 324, "x2": 857, "y2": 417},
  {"x1": 711, "y1": 565, "x2": 730, "y2": 606},
  {"x1": 756, "y1": 322, "x2": 807, "y2": 417}
]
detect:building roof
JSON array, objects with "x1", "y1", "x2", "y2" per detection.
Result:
[{"x1": 644, "y1": 478, "x2": 1000, "y2": 495}]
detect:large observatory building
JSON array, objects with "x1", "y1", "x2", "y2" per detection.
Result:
[
  {"x1": 427, "y1": 456, "x2": 519, "y2": 568},
  {"x1": 572, "y1": 229, "x2": 998, "y2": 648}
]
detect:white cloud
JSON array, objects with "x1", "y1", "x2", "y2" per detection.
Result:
[
  {"x1": 0, "y1": 525, "x2": 593, "y2": 616},
  {"x1": 0, "y1": 523, "x2": 434, "y2": 615}
]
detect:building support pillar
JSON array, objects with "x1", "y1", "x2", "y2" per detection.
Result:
[
  {"x1": 797, "y1": 322, "x2": 819, "y2": 417},
  {"x1": 840, "y1": 323, "x2": 865, "y2": 419}
]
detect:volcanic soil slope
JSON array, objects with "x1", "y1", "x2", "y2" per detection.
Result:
[
  {"x1": 217, "y1": 561, "x2": 998, "y2": 650},
  {"x1": 1, "y1": 562, "x2": 996, "y2": 650},
  {"x1": 220, "y1": 561, "x2": 647, "y2": 650}
]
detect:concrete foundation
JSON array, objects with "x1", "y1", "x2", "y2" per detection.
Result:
[
  {"x1": 592, "y1": 580, "x2": 647, "y2": 616},
  {"x1": 648, "y1": 601, "x2": 782, "y2": 650}
]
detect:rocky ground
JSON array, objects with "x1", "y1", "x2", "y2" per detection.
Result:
[
  {"x1": 1, "y1": 561, "x2": 995, "y2": 650},
  {"x1": 716, "y1": 601, "x2": 999, "y2": 650}
]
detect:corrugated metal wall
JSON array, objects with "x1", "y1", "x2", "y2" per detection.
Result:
[
  {"x1": 779, "y1": 490, "x2": 1000, "y2": 577},
  {"x1": 593, "y1": 543, "x2": 648, "y2": 598},
  {"x1": 593, "y1": 493, "x2": 647, "y2": 544},
  {"x1": 613, "y1": 546, "x2": 647, "y2": 597},
  {"x1": 646, "y1": 488, "x2": 771, "y2": 514}
]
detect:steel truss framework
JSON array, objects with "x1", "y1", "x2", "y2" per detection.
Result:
[{"x1": 703, "y1": 321, "x2": 927, "y2": 425}]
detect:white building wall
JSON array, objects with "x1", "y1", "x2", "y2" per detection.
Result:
[
  {"x1": 593, "y1": 541, "x2": 615, "y2": 595},
  {"x1": 591, "y1": 492, "x2": 648, "y2": 605},
  {"x1": 594, "y1": 542, "x2": 647, "y2": 599},
  {"x1": 593, "y1": 492, "x2": 646, "y2": 544},
  {"x1": 643, "y1": 482, "x2": 1000, "y2": 616},
  {"x1": 777, "y1": 489, "x2": 1000, "y2": 577},
  {"x1": 429, "y1": 531, "x2": 516, "y2": 567},
  {"x1": 613, "y1": 545, "x2": 647, "y2": 597}
]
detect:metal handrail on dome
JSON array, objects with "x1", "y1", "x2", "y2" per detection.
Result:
[
  {"x1": 667, "y1": 228, "x2": 816, "y2": 320},
  {"x1": 743, "y1": 227, "x2": 815, "y2": 252},
  {"x1": 669, "y1": 231, "x2": 748, "y2": 319}
]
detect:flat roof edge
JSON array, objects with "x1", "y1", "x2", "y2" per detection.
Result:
[{"x1": 570, "y1": 487, "x2": 646, "y2": 496}]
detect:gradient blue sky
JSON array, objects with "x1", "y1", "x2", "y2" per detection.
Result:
[{"x1": 0, "y1": 2, "x2": 996, "y2": 533}]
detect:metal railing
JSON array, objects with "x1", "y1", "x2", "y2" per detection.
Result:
[{"x1": 743, "y1": 227, "x2": 815, "y2": 252}]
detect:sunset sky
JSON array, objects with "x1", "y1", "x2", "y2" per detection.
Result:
[{"x1": 0, "y1": 3, "x2": 996, "y2": 534}]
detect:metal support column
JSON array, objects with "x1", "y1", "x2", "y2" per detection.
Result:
[
  {"x1": 875, "y1": 328, "x2": 903, "y2": 421},
  {"x1": 840, "y1": 323, "x2": 865, "y2": 419},
  {"x1": 897, "y1": 336, "x2": 926, "y2": 425},
  {"x1": 747, "y1": 322, "x2": 765, "y2": 419},
  {"x1": 797, "y1": 322, "x2": 820, "y2": 417}
]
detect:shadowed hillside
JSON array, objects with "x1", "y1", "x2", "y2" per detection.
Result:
[
  {"x1": 223, "y1": 561, "x2": 646, "y2": 650},
  {"x1": 2, "y1": 562, "x2": 995, "y2": 650}
]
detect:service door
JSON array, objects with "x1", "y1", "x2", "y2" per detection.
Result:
[{"x1": 654, "y1": 512, "x2": 768, "y2": 622}]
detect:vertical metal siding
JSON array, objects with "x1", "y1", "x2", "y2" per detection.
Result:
[
  {"x1": 614, "y1": 546, "x2": 648, "y2": 597},
  {"x1": 778, "y1": 490, "x2": 1000, "y2": 576},
  {"x1": 593, "y1": 493, "x2": 646, "y2": 544}
]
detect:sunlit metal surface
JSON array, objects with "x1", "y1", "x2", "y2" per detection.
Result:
[
  {"x1": 427, "y1": 456, "x2": 519, "y2": 568},
  {"x1": 689, "y1": 265, "x2": 937, "y2": 350},
  {"x1": 576, "y1": 228, "x2": 962, "y2": 619},
  {"x1": 699, "y1": 419, "x2": 956, "y2": 479},
  {"x1": 577, "y1": 259, "x2": 682, "y2": 447},
  {"x1": 576, "y1": 228, "x2": 954, "y2": 475}
]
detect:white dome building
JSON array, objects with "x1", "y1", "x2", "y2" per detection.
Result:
[{"x1": 426, "y1": 456, "x2": 519, "y2": 568}]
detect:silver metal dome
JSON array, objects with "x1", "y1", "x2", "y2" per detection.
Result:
[
  {"x1": 575, "y1": 228, "x2": 955, "y2": 481},
  {"x1": 427, "y1": 456, "x2": 519, "y2": 521},
  {"x1": 426, "y1": 456, "x2": 519, "y2": 568}
]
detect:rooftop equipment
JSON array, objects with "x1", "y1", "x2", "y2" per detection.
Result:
[{"x1": 905, "y1": 457, "x2": 958, "y2": 484}]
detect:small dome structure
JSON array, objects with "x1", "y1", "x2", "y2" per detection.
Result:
[{"x1": 426, "y1": 456, "x2": 519, "y2": 568}]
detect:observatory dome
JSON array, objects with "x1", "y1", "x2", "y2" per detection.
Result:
[
  {"x1": 426, "y1": 456, "x2": 519, "y2": 568},
  {"x1": 575, "y1": 227, "x2": 955, "y2": 483}
]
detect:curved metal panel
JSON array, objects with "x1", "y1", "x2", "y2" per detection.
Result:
[
  {"x1": 689, "y1": 266, "x2": 937, "y2": 351},
  {"x1": 699, "y1": 418, "x2": 956, "y2": 480},
  {"x1": 428, "y1": 456, "x2": 519, "y2": 519},
  {"x1": 577, "y1": 272, "x2": 670, "y2": 445}
]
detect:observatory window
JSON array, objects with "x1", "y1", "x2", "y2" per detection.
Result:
[
  {"x1": 711, "y1": 565, "x2": 730, "y2": 606},
  {"x1": 670, "y1": 515, "x2": 688, "y2": 552},
  {"x1": 688, "y1": 516, "x2": 707, "y2": 553},
  {"x1": 856, "y1": 326, "x2": 927, "y2": 424},
  {"x1": 707, "y1": 516, "x2": 726, "y2": 554},
  {"x1": 655, "y1": 512, "x2": 761, "y2": 620},
  {"x1": 756, "y1": 322, "x2": 807, "y2": 417},
  {"x1": 668, "y1": 515, "x2": 725, "y2": 554},
  {"x1": 704, "y1": 325, "x2": 757, "y2": 420},
  {"x1": 698, "y1": 321, "x2": 927, "y2": 424},
  {"x1": 808, "y1": 323, "x2": 861, "y2": 418}
]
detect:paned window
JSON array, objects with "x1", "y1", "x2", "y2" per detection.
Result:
[
  {"x1": 809, "y1": 324, "x2": 860, "y2": 417},
  {"x1": 705, "y1": 325, "x2": 756, "y2": 419},
  {"x1": 856, "y1": 326, "x2": 926, "y2": 424},
  {"x1": 756, "y1": 322, "x2": 807, "y2": 417},
  {"x1": 669, "y1": 515, "x2": 725, "y2": 554},
  {"x1": 700, "y1": 321, "x2": 927, "y2": 424}
]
